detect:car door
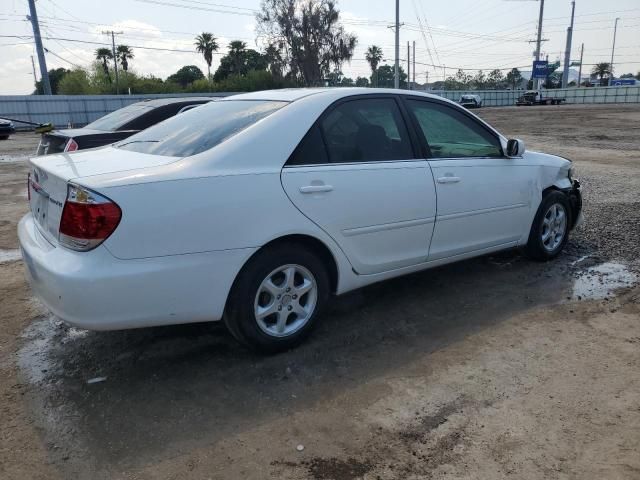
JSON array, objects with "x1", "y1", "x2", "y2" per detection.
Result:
[
  {"x1": 281, "y1": 96, "x2": 437, "y2": 275},
  {"x1": 404, "y1": 98, "x2": 536, "y2": 261}
]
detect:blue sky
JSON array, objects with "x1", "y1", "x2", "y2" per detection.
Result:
[{"x1": 1, "y1": 0, "x2": 639, "y2": 94}]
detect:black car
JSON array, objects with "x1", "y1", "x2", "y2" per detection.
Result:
[
  {"x1": 0, "y1": 119, "x2": 16, "y2": 140},
  {"x1": 36, "y1": 97, "x2": 213, "y2": 155}
]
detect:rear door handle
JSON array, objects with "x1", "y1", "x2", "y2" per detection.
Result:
[
  {"x1": 300, "y1": 184, "x2": 333, "y2": 193},
  {"x1": 437, "y1": 176, "x2": 461, "y2": 184}
]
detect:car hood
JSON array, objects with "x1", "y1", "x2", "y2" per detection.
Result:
[{"x1": 30, "y1": 145, "x2": 180, "y2": 181}]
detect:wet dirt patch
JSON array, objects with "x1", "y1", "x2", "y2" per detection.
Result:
[
  {"x1": 304, "y1": 457, "x2": 373, "y2": 480},
  {"x1": 573, "y1": 262, "x2": 638, "y2": 300},
  {"x1": 0, "y1": 249, "x2": 22, "y2": 263}
]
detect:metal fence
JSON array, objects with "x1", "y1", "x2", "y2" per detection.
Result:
[
  {"x1": 1, "y1": 86, "x2": 639, "y2": 129},
  {"x1": 0, "y1": 92, "x2": 234, "y2": 129},
  {"x1": 432, "y1": 85, "x2": 640, "y2": 107}
]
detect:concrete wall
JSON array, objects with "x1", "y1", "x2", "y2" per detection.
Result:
[
  {"x1": 0, "y1": 93, "x2": 235, "y2": 129},
  {"x1": 1, "y1": 86, "x2": 639, "y2": 129}
]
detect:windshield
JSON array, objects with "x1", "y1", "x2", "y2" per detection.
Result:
[
  {"x1": 85, "y1": 103, "x2": 154, "y2": 131},
  {"x1": 115, "y1": 100, "x2": 287, "y2": 157}
]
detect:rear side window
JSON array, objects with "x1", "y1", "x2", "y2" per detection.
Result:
[
  {"x1": 85, "y1": 104, "x2": 153, "y2": 131},
  {"x1": 407, "y1": 100, "x2": 502, "y2": 159},
  {"x1": 288, "y1": 125, "x2": 329, "y2": 166},
  {"x1": 116, "y1": 100, "x2": 286, "y2": 157},
  {"x1": 319, "y1": 98, "x2": 413, "y2": 163}
]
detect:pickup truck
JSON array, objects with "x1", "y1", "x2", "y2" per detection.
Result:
[{"x1": 516, "y1": 91, "x2": 566, "y2": 106}]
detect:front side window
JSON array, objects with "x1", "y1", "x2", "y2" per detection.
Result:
[
  {"x1": 115, "y1": 100, "x2": 286, "y2": 157},
  {"x1": 319, "y1": 98, "x2": 414, "y2": 163},
  {"x1": 407, "y1": 100, "x2": 502, "y2": 159}
]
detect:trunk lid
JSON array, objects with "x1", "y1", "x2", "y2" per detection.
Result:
[{"x1": 28, "y1": 146, "x2": 179, "y2": 245}]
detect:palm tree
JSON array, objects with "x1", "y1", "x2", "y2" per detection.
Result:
[
  {"x1": 264, "y1": 42, "x2": 284, "y2": 78},
  {"x1": 592, "y1": 62, "x2": 612, "y2": 86},
  {"x1": 195, "y1": 32, "x2": 219, "y2": 81},
  {"x1": 95, "y1": 47, "x2": 113, "y2": 83},
  {"x1": 228, "y1": 40, "x2": 247, "y2": 76},
  {"x1": 365, "y1": 45, "x2": 383, "y2": 87},
  {"x1": 116, "y1": 45, "x2": 134, "y2": 72}
]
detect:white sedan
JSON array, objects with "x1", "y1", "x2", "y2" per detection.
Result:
[{"x1": 19, "y1": 88, "x2": 582, "y2": 352}]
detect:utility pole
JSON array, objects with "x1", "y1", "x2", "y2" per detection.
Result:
[
  {"x1": 394, "y1": 0, "x2": 400, "y2": 89},
  {"x1": 609, "y1": 17, "x2": 620, "y2": 85},
  {"x1": 407, "y1": 41, "x2": 410, "y2": 90},
  {"x1": 577, "y1": 43, "x2": 584, "y2": 87},
  {"x1": 413, "y1": 40, "x2": 416, "y2": 88},
  {"x1": 561, "y1": 0, "x2": 575, "y2": 88},
  {"x1": 30, "y1": 55, "x2": 38, "y2": 93},
  {"x1": 534, "y1": 0, "x2": 545, "y2": 90},
  {"x1": 27, "y1": 0, "x2": 51, "y2": 95},
  {"x1": 103, "y1": 30, "x2": 123, "y2": 94}
]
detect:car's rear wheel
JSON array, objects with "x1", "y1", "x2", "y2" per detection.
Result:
[
  {"x1": 224, "y1": 243, "x2": 329, "y2": 353},
  {"x1": 524, "y1": 191, "x2": 572, "y2": 260}
]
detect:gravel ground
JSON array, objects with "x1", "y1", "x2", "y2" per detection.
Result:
[{"x1": 0, "y1": 104, "x2": 639, "y2": 480}]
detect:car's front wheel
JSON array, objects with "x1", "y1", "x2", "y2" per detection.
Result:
[
  {"x1": 524, "y1": 191, "x2": 572, "y2": 260},
  {"x1": 224, "y1": 243, "x2": 329, "y2": 352}
]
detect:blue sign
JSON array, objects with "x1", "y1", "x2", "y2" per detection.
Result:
[
  {"x1": 532, "y1": 60, "x2": 548, "y2": 79},
  {"x1": 611, "y1": 79, "x2": 636, "y2": 86}
]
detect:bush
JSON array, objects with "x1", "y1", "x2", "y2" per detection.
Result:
[{"x1": 58, "y1": 69, "x2": 96, "y2": 94}]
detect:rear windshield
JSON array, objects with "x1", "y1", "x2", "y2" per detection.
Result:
[
  {"x1": 86, "y1": 103, "x2": 154, "y2": 131},
  {"x1": 115, "y1": 100, "x2": 286, "y2": 157}
]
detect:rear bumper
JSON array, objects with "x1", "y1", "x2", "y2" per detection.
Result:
[{"x1": 18, "y1": 213, "x2": 256, "y2": 330}]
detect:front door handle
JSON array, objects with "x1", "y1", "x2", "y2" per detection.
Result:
[
  {"x1": 437, "y1": 176, "x2": 461, "y2": 184},
  {"x1": 300, "y1": 184, "x2": 333, "y2": 194}
]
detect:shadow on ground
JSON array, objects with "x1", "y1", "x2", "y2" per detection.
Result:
[{"x1": 18, "y1": 244, "x2": 597, "y2": 474}]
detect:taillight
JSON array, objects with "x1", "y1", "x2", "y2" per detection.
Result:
[
  {"x1": 59, "y1": 184, "x2": 121, "y2": 251},
  {"x1": 64, "y1": 138, "x2": 79, "y2": 152}
]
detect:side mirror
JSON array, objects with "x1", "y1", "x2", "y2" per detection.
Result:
[{"x1": 506, "y1": 138, "x2": 525, "y2": 157}]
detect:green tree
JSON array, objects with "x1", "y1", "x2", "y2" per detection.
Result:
[
  {"x1": 58, "y1": 69, "x2": 94, "y2": 94},
  {"x1": 34, "y1": 67, "x2": 69, "y2": 94},
  {"x1": 355, "y1": 76, "x2": 369, "y2": 87},
  {"x1": 264, "y1": 42, "x2": 285, "y2": 78},
  {"x1": 95, "y1": 48, "x2": 113, "y2": 83},
  {"x1": 373, "y1": 64, "x2": 407, "y2": 88},
  {"x1": 506, "y1": 67, "x2": 523, "y2": 89},
  {"x1": 195, "y1": 32, "x2": 219, "y2": 80},
  {"x1": 228, "y1": 41, "x2": 247, "y2": 76},
  {"x1": 487, "y1": 69, "x2": 504, "y2": 89},
  {"x1": 472, "y1": 70, "x2": 486, "y2": 89},
  {"x1": 257, "y1": 0, "x2": 357, "y2": 86},
  {"x1": 592, "y1": 62, "x2": 612, "y2": 86},
  {"x1": 167, "y1": 65, "x2": 205, "y2": 87},
  {"x1": 214, "y1": 42, "x2": 268, "y2": 82},
  {"x1": 365, "y1": 45, "x2": 383, "y2": 87},
  {"x1": 116, "y1": 45, "x2": 134, "y2": 72}
]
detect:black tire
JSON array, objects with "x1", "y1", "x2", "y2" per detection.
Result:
[
  {"x1": 524, "y1": 190, "x2": 572, "y2": 261},
  {"x1": 224, "y1": 243, "x2": 330, "y2": 353},
  {"x1": 0, "y1": 135, "x2": 9, "y2": 140}
]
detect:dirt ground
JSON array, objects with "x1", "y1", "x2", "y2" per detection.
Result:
[{"x1": 0, "y1": 104, "x2": 639, "y2": 480}]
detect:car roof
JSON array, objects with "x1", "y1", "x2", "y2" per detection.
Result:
[
  {"x1": 130, "y1": 97, "x2": 216, "y2": 107},
  {"x1": 226, "y1": 87, "x2": 445, "y2": 103}
]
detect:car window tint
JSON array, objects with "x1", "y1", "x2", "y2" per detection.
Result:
[
  {"x1": 115, "y1": 100, "x2": 286, "y2": 157},
  {"x1": 320, "y1": 98, "x2": 413, "y2": 163},
  {"x1": 85, "y1": 104, "x2": 153, "y2": 131},
  {"x1": 407, "y1": 100, "x2": 502, "y2": 159},
  {"x1": 288, "y1": 125, "x2": 329, "y2": 165}
]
